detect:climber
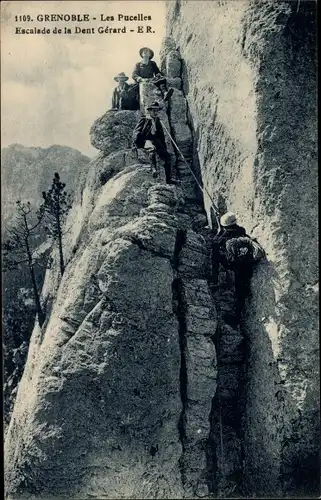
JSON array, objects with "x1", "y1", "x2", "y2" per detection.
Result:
[
  {"x1": 111, "y1": 72, "x2": 139, "y2": 110},
  {"x1": 210, "y1": 212, "x2": 265, "y2": 322},
  {"x1": 131, "y1": 101, "x2": 178, "y2": 184},
  {"x1": 132, "y1": 47, "x2": 174, "y2": 102},
  {"x1": 211, "y1": 212, "x2": 247, "y2": 278}
]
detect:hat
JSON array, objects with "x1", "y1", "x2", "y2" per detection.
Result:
[
  {"x1": 220, "y1": 212, "x2": 237, "y2": 227},
  {"x1": 147, "y1": 101, "x2": 162, "y2": 111},
  {"x1": 139, "y1": 47, "x2": 154, "y2": 59},
  {"x1": 114, "y1": 72, "x2": 129, "y2": 82}
]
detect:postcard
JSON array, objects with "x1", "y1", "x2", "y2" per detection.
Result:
[{"x1": 1, "y1": 1, "x2": 318, "y2": 499}]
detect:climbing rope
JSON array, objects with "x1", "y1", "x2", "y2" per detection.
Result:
[{"x1": 160, "y1": 120, "x2": 221, "y2": 232}]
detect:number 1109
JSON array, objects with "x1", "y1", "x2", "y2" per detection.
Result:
[{"x1": 15, "y1": 15, "x2": 32, "y2": 22}]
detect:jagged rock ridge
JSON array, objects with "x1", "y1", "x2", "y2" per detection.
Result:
[{"x1": 4, "y1": 51, "x2": 219, "y2": 500}]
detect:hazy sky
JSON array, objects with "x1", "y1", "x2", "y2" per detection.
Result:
[{"x1": 1, "y1": 1, "x2": 166, "y2": 156}]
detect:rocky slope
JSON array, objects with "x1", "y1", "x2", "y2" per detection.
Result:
[
  {"x1": 4, "y1": 71, "x2": 218, "y2": 499},
  {"x1": 4, "y1": 2, "x2": 318, "y2": 499}
]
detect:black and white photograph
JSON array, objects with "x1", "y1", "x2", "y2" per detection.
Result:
[{"x1": 1, "y1": 1, "x2": 319, "y2": 498}]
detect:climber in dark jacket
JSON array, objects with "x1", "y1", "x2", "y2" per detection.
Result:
[
  {"x1": 211, "y1": 212, "x2": 252, "y2": 322},
  {"x1": 132, "y1": 47, "x2": 174, "y2": 102},
  {"x1": 132, "y1": 101, "x2": 177, "y2": 184},
  {"x1": 111, "y1": 72, "x2": 139, "y2": 110},
  {"x1": 214, "y1": 216, "x2": 246, "y2": 248},
  {"x1": 211, "y1": 212, "x2": 247, "y2": 277}
]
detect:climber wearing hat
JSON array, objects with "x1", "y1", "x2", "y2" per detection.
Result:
[
  {"x1": 111, "y1": 72, "x2": 139, "y2": 110},
  {"x1": 211, "y1": 212, "x2": 247, "y2": 273},
  {"x1": 210, "y1": 212, "x2": 253, "y2": 325},
  {"x1": 132, "y1": 47, "x2": 174, "y2": 102},
  {"x1": 132, "y1": 101, "x2": 177, "y2": 184},
  {"x1": 216, "y1": 213, "x2": 247, "y2": 241}
]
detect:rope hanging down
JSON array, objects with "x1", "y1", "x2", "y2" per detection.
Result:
[{"x1": 160, "y1": 120, "x2": 221, "y2": 231}]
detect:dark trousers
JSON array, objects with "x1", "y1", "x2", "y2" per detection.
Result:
[
  {"x1": 234, "y1": 265, "x2": 253, "y2": 317},
  {"x1": 147, "y1": 139, "x2": 172, "y2": 183}
]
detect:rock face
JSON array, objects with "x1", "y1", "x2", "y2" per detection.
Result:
[
  {"x1": 165, "y1": 0, "x2": 318, "y2": 497},
  {"x1": 90, "y1": 110, "x2": 139, "y2": 155},
  {"x1": 5, "y1": 63, "x2": 217, "y2": 499}
]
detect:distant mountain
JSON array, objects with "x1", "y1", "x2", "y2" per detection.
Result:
[{"x1": 1, "y1": 144, "x2": 90, "y2": 227}]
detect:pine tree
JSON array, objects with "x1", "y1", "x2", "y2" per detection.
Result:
[
  {"x1": 2, "y1": 201, "x2": 45, "y2": 326},
  {"x1": 41, "y1": 172, "x2": 72, "y2": 276}
]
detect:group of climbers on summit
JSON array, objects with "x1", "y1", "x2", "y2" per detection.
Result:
[
  {"x1": 111, "y1": 46, "x2": 176, "y2": 184},
  {"x1": 111, "y1": 47, "x2": 173, "y2": 112}
]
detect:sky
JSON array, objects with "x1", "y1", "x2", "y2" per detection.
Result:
[{"x1": 1, "y1": 1, "x2": 166, "y2": 157}]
